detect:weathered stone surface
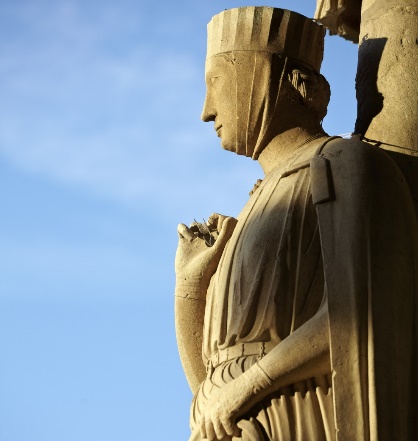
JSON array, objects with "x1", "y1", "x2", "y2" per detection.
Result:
[
  {"x1": 355, "y1": 0, "x2": 418, "y2": 152},
  {"x1": 314, "y1": 0, "x2": 362, "y2": 42},
  {"x1": 175, "y1": 6, "x2": 418, "y2": 441}
]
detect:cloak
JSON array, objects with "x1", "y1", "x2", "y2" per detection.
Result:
[{"x1": 310, "y1": 137, "x2": 418, "y2": 441}]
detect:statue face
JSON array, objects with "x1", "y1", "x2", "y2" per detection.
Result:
[
  {"x1": 201, "y1": 55, "x2": 238, "y2": 153},
  {"x1": 201, "y1": 52, "x2": 286, "y2": 159}
]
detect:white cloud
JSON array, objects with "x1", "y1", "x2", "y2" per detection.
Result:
[{"x1": 0, "y1": 0, "x2": 262, "y2": 223}]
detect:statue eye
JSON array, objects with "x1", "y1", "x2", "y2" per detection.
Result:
[{"x1": 210, "y1": 76, "x2": 220, "y2": 85}]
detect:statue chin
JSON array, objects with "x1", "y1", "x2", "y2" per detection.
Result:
[
  {"x1": 220, "y1": 139, "x2": 246, "y2": 157},
  {"x1": 220, "y1": 136, "x2": 257, "y2": 158}
]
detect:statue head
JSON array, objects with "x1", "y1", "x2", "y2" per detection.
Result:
[{"x1": 202, "y1": 7, "x2": 330, "y2": 159}]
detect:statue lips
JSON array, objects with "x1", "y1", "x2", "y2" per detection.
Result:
[{"x1": 215, "y1": 124, "x2": 222, "y2": 137}]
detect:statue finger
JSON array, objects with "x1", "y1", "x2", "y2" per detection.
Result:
[
  {"x1": 207, "y1": 213, "x2": 219, "y2": 229},
  {"x1": 177, "y1": 223, "x2": 196, "y2": 242},
  {"x1": 213, "y1": 217, "x2": 237, "y2": 249},
  {"x1": 216, "y1": 214, "x2": 229, "y2": 232},
  {"x1": 222, "y1": 416, "x2": 239, "y2": 438},
  {"x1": 207, "y1": 213, "x2": 224, "y2": 230},
  {"x1": 207, "y1": 213, "x2": 231, "y2": 232},
  {"x1": 204, "y1": 418, "x2": 217, "y2": 441},
  {"x1": 200, "y1": 416, "x2": 207, "y2": 439},
  {"x1": 212, "y1": 416, "x2": 228, "y2": 440}
]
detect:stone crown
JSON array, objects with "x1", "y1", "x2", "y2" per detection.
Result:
[{"x1": 207, "y1": 6, "x2": 325, "y2": 72}]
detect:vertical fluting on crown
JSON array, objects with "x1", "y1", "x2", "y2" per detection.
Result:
[{"x1": 206, "y1": 6, "x2": 325, "y2": 72}]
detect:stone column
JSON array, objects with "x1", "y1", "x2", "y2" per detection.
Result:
[{"x1": 355, "y1": 0, "x2": 418, "y2": 152}]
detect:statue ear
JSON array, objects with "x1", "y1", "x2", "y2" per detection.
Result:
[{"x1": 285, "y1": 67, "x2": 330, "y2": 121}]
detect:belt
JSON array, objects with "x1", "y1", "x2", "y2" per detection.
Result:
[{"x1": 207, "y1": 341, "x2": 277, "y2": 372}]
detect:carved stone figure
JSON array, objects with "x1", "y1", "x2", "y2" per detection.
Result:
[
  {"x1": 175, "y1": 7, "x2": 418, "y2": 441},
  {"x1": 314, "y1": 0, "x2": 361, "y2": 42}
]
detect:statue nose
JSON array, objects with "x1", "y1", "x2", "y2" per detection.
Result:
[{"x1": 201, "y1": 95, "x2": 216, "y2": 122}]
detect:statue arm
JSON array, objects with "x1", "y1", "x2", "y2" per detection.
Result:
[
  {"x1": 258, "y1": 298, "x2": 330, "y2": 389},
  {"x1": 174, "y1": 214, "x2": 237, "y2": 394},
  {"x1": 175, "y1": 291, "x2": 207, "y2": 394},
  {"x1": 199, "y1": 301, "x2": 330, "y2": 440}
]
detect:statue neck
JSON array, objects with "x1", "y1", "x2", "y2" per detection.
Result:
[{"x1": 257, "y1": 125, "x2": 326, "y2": 176}]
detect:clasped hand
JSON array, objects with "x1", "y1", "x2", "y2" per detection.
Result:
[
  {"x1": 175, "y1": 213, "x2": 237, "y2": 293},
  {"x1": 199, "y1": 363, "x2": 271, "y2": 441},
  {"x1": 199, "y1": 377, "x2": 247, "y2": 441}
]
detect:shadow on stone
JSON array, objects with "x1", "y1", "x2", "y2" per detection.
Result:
[{"x1": 354, "y1": 36, "x2": 387, "y2": 135}]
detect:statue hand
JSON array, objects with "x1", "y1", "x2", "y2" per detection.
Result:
[
  {"x1": 200, "y1": 379, "x2": 244, "y2": 440},
  {"x1": 200, "y1": 363, "x2": 273, "y2": 440},
  {"x1": 175, "y1": 213, "x2": 237, "y2": 294}
]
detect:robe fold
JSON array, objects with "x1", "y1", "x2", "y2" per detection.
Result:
[
  {"x1": 190, "y1": 136, "x2": 418, "y2": 440},
  {"x1": 314, "y1": 137, "x2": 418, "y2": 441}
]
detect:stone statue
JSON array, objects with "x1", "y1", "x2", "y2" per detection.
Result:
[
  {"x1": 175, "y1": 7, "x2": 418, "y2": 441},
  {"x1": 314, "y1": 0, "x2": 361, "y2": 42}
]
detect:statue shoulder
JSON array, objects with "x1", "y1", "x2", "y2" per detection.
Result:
[
  {"x1": 310, "y1": 136, "x2": 409, "y2": 206},
  {"x1": 321, "y1": 136, "x2": 390, "y2": 162},
  {"x1": 319, "y1": 136, "x2": 404, "y2": 179}
]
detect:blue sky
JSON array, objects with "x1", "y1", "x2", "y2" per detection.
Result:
[{"x1": 0, "y1": 1, "x2": 358, "y2": 440}]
